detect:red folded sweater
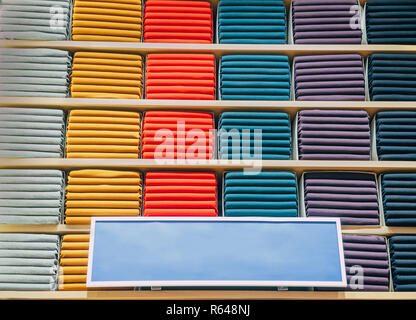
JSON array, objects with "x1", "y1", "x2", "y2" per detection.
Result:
[
  {"x1": 144, "y1": 0, "x2": 213, "y2": 43},
  {"x1": 143, "y1": 171, "x2": 218, "y2": 216}
]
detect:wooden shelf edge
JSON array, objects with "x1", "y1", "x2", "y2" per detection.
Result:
[
  {"x1": 342, "y1": 226, "x2": 416, "y2": 236},
  {"x1": 0, "y1": 290, "x2": 415, "y2": 300},
  {"x1": 1, "y1": 98, "x2": 416, "y2": 118},
  {"x1": 1, "y1": 41, "x2": 415, "y2": 57},
  {"x1": 0, "y1": 225, "x2": 414, "y2": 236},
  {"x1": 0, "y1": 159, "x2": 415, "y2": 174}
]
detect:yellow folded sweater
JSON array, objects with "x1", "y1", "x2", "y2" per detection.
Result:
[
  {"x1": 72, "y1": 13, "x2": 142, "y2": 24},
  {"x1": 66, "y1": 152, "x2": 139, "y2": 158},
  {"x1": 70, "y1": 109, "x2": 141, "y2": 118},
  {"x1": 74, "y1": 1, "x2": 142, "y2": 11},
  {"x1": 67, "y1": 177, "x2": 141, "y2": 185},
  {"x1": 67, "y1": 123, "x2": 140, "y2": 131},
  {"x1": 69, "y1": 116, "x2": 140, "y2": 125},
  {"x1": 71, "y1": 78, "x2": 142, "y2": 87},
  {"x1": 66, "y1": 137, "x2": 139, "y2": 145},
  {"x1": 66, "y1": 130, "x2": 140, "y2": 138},
  {"x1": 73, "y1": 20, "x2": 141, "y2": 30},
  {"x1": 73, "y1": 7, "x2": 142, "y2": 18},
  {"x1": 69, "y1": 169, "x2": 140, "y2": 178},
  {"x1": 66, "y1": 185, "x2": 142, "y2": 193}
]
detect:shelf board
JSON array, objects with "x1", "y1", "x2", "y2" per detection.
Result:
[
  {"x1": 1, "y1": 41, "x2": 415, "y2": 58},
  {"x1": 342, "y1": 226, "x2": 416, "y2": 236},
  {"x1": 1, "y1": 98, "x2": 416, "y2": 117},
  {"x1": 0, "y1": 224, "x2": 415, "y2": 236},
  {"x1": 0, "y1": 290, "x2": 415, "y2": 300},
  {"x1": 0, "y1": 159, "x2": 415, "y2": 174}
]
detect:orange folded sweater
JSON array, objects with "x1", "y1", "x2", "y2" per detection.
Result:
[
  {"x1": 144, "y1": 0, "x2": 213, "y2": 43},
  {"x1": 71, "y1": 52, "x2": 143, "y2": 98}
]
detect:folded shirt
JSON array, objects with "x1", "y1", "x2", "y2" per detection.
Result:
[
  {"x1": 376, "y1": 111, "x2": 416, "y2": 160},
  {"x1": 70, "y1": 52, "x2": 143, "y2": 98},
  {"x1": 65, "y1": 170, "x2": 142, "y2": 224},
  {"x1": 0, "y1": 48, "x2": 71, "y2": 97},
  {"x1": 318, "y1": 234, "x2": 390, "y2": 291},
  {"x1": 220, "y1": 55, "x2": 290, "y2": 100},
  {"x1": 0, "y1": 0, "x2": 71, "y2": 40},
  {"x1": 0, "y1": 107, "x2": 65, "y2": 158},
  {"x1": 143, "y1": 171, "x2": 218, "y2": 216},
  {"x1": 218, "y1": 0, "x2": 286, "y2": 44},
  {"x1": 294, "y1": 54, "x2": 365, "y2": 101},
  {"x1": 72, "y1": 0, "x2": 142, "y2": 42},
  {"x1": 292, "y1": 0, "x2": 363, "y2": 44},
  {"x1": 303, "y1": 172, "x2": 380, "y2": 225},
  {"x1": 0, "y1": 169, "x2": 64, "y2": 224},
  {"x1": 366, "y1": 0, "x2": 416, "y2": 44},
  {"x1": 142, "y1": 111, "x2": 214, "y2": 159},
  {"x1": 66, "y1": 109, "x2": 141, "y2": 159},
  {"x1": 59, "y1": 234, "x2": 90, "y2": 291},
  {"x1": 297, "y1": 109, "x2": 370, "y2": 160},
  {"x1": 0, "y1": 233, "x2": 59, "y2": 291},
  {"x1": 219, "y1": 112, "x2": 291, "y2": 160},
  {"x1": 368, "y1": 54, "x2": 416, "y2": 101},
  {"x1": 224, "y1": 171, "x2": 297, "y2": 217},
  {"x1": 144, "y1": 0, "x2": 213, "y2": 43},
  {"x1": 390, "y1": 235, "x2": 416, "y2": 291},
  {"x1": 145, "y1": 53, "x2": 216, "y2": 99},
  {"x1": 382, "y1": 173, "x2": 416, "y2": 226}
]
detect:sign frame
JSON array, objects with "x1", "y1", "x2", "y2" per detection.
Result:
[{"x1": 86, "y1": 217, "x2": 347, "y2": 288}]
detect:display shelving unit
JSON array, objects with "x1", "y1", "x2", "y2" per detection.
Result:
[{"x1": 0, "y1": 0, "x2": 415, "y2": 300}]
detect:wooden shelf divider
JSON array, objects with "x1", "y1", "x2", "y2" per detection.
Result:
[
  {"x1": 0, "y1": 159, "x2": 415, "y2": 175},
  {"x1": 1, "y1": 98, "x2": 416, "y2": 118},
  {"x1": 1, "y1": 41, "x2": 416, "y2": 58},
  {"x1": 0, "y1": 224, "x2": 416, "y2": 237}
]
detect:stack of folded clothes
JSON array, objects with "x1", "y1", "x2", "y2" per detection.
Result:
[
  {"x1": 0, "y1": 170, "x2": 64, "y2": 224},
  {"x1": 223, "y1": 171, "x2": 298, "y2": 217},
  {"x1": 218, "y1": 112, "x2": 291, "y2": 160},
  {"x1": 220, "y1": 55, "x2": 291, "y2": 100},
  {"x1": 0, "y1": 233, "x2": 59, "y2": 291},
  {"x1": 318, "y1": 234, "x2": 390, "y2": 291},
  {"x1": 294, "y1": 54, "x2": 365, "y2": 100},
  {"x1": 381, "y1": 173, "x2": 416, "y2": 226},
  {"x1": 72, "y1": 0, "x2": 142, "y2": 42},
  {"x1": 70, "y1": 51, "x2": 143, "y2": 98},
  {"x1": 217, "y1": 0, "x2": 286, "y2": 44},
  {"x1": 368, "y1": 54, "x2": 416, "y2": 101},
  {"x1": 142, "y1": 111, "x2": 214, "y2": 159},
  {"x1": 303, "y1": 172, "x2": 380, "y2": 225},
  {"x1": 297, "y1": 109, "x2": 371, "y2": 160},
  {"x1": 0, "y1": 0, "x2": 71, "y2": 40},
  {"x1": 65, "y1": 169, "x2": 142, "y2": 224},
  {"x1": 0, "y1": 48, "x2": 71, "y2": 97},
  {"x1": 65, "y1": 109, "x2": 141, "y2": 158},
  {"x1": 143, "y1": 172, "x2": 218, "y2": 216},
  {"x1": 292, "y1": 0, "x2": 362, "y2": 44},
  {"x1": 366, "y1": 0, "x2": 416, "y2": 44},
  {"x1": 0, "y1": 108, "x2": 65, "y2": 158},
  {"x1": 389, "y1": 235, "x2": 416, "y2": 291},
  {"x1": 143, "y1": 0, "x2": 213, "y2": 43},
  {"x1": 341, "y1": 235, "x2": 390, "y2": 291},
  {"x1": 145, "y1": 53, "x2": 216, "y2": 99},
  {"x1": 375, "y1": 111, "x2": 416, "y2": 160},
  {"x1": 58, "y1": 234, "x2": 89, "y2": 291}
]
